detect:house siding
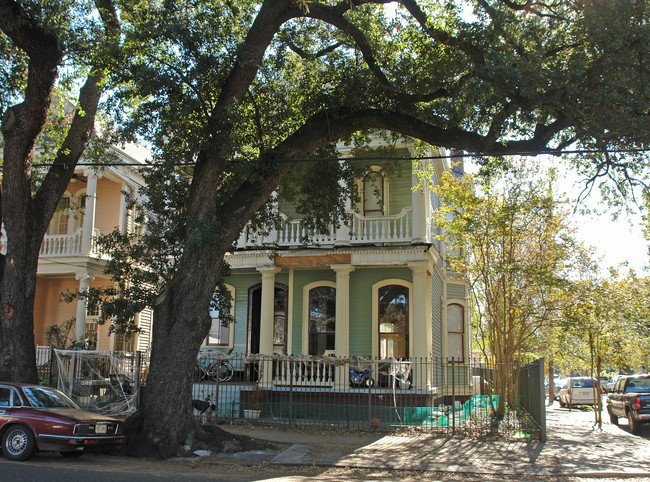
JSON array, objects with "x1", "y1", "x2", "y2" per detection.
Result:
[
  {"x1": 229, "y1": 273, "x2": 264, "y2": 353},
  {"x1": 447, "y1": 283, "x2": 466, "y2": 300},
  {"x1": 348, "y1": 266, "x2": 413, "y2": 357},
  {"x1": 388, "y1": 166, "x2": 412, "y2": 216},
  {"x1": 94, "y1": 178, "x2": 123, "y2": 235},
  {"x1": 33, "y1": 278, "x2": 78, "y2": 346},
  {"x1": 430, "y1": 269, "x2": 444, "y2": 358}
]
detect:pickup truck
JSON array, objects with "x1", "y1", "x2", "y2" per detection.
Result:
[{"x1": 606, "y1": 374, "x2": 650, "y2": 434}]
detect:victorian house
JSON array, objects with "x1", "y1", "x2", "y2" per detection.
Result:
[
  {"x1": 206, "y1": 135, "x2": 470, "y2": 393},
  {"x1": 34, "y1": 142, "x2": 152, "y2": 353}
]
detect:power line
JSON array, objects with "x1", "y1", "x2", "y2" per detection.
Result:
[{"x1": 7, "y1": 147, "x2": 650, "y2": 170}]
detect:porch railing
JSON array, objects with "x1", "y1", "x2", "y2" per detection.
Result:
[
  {"x1": 349, "y1": 207, "x2": 413, "y2": 243},
  {"x1": 40, "y1": 228, "x2": 101, "y2": 257},
  {"x1": 236, "y1": 207, "x2": 415, "y2": 248}
]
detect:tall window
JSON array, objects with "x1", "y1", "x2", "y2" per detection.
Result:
[
  {"x1": 378, "y1": 285, "x2": 408, "y2": 358},
  {"x1": 56, "y1": 196, "x2": 71, "y2": 234},
  {"x1": 132, "y1": 204, "x2": 146, "y2": 238},
  {"x1": 447, "y1": 303, "x2": 465, "y2": 361},
  {"x1": 363, "y1": 171, "x2": 384, "y2": 216},
  {"x1": 207, "y1": 285, "x2": 234, "y2": 347},
  {"x1": 208, "y1": 304, "x2": 230, "y2": 346},
  {"x1": 309, "y1": 286, "x2": 336, "y2": 355}
]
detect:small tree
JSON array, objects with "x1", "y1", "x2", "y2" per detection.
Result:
[{"x1": 433, "y1": 160, "x2": 577, "y2": 417}]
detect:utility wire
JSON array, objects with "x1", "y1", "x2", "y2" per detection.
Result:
[{"x1": 6, "y1": 148, "x2": 650, "y2": 170}]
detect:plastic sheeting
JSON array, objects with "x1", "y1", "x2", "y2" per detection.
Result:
[{"x1": 53, "y1": 349, "x2": 144, "y2": 418}]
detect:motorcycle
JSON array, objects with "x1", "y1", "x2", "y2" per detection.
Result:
[{"x1": 349, "y1": 367, "x2": 375, "y2": 387}]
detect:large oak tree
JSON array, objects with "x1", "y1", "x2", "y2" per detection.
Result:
[
  {"x1": 0, "y1": 0, "x2": 119, "y2": 381},
  {"x1": 2, "y1": 0, "x2": 648, "y2": 457}
]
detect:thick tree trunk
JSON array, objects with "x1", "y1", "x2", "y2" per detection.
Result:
[
  {"x1": 129, "y1": 245, "x2": 225, "y2": 458},
  {"x1": 0, "y1": 238, "x2": 41, "y2": 382}
]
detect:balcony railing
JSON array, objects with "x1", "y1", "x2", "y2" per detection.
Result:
[
  {"x1": 40, "y1": 228, "x2": 101, "y2": 257},
  {"x1": 237, "y1": 207, "x2": 415, "y2": 248},
  {"x1": 349, "y1": 207, "x2": 413, "y2": 243}
]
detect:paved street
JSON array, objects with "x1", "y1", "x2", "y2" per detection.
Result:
[{"x1": 2, "y1": 400, "x2": 650, "y2": 480}]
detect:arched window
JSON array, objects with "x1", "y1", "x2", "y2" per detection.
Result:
[
  {"x1": 447, "y1": 303, "x2": 465, "y2": 361},
  {"x1": 378, "y1": 285, "x2": 409, "y2": 358},
  {"x1": 363, "y1": 171, "x2": 384, "y2": 216},
  {"x1": 309, "y1": 286, "x2": 336, "y2": 355}
]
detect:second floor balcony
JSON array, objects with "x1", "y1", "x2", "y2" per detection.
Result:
[
  {"x1": 40, "y1": 228, "x2": 102, "y2": 257},
  {"x1": 236, "y1": 207, "x2": 429, "y2": 249}
]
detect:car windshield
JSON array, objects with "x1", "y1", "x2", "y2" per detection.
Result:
[
  {"x1": 572, "y1": 379, "x2": 594, "y2": 388},
  {"x1": 23, "y1": 386, "x2": 80, "y2": 409},
  {"x1": 625, "y1": 378, "x2": 650, "y2": 393}
]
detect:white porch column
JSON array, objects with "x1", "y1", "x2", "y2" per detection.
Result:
[
  {"x1": 409, "y1": 262, "x2": 430, "y2": 388},
  {"x1": 74, "y1": 272, "x2": 95, "y2": 341},
  {"x1": 81, "y1": 171, "x2": 102, "y2": 254},
  {"x1": 258, "y1": 267, "x2": 280, "y2": 385},
  {"x1": 411, "y1": 164, "x2": 427, "y2": 243},
  {"x1": 332, "y1": 264, "x2": 354, "y2": 357},
  {"x1": 258, "y1": 267, "x2": 281, "y2": 355},
  {"x1": 333, "y1": 264, "x2": 354, "y2": 386}
]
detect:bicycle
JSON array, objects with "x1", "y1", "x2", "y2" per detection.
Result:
[{"x1": 194, "y1": 354, "x2": 234, "y2": 383}]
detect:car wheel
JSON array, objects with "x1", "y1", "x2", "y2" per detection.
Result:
[
  {"x1": 628, "y1": 412, "x2": 640, "y2": 434},
  {"x1": 608, "y1": 408, "x2": 618, "y2": 425},
  {"x1": 559, "y1": 399, "x2": 566, "y2": 408},
  {"x1": 60, "y1": 450, "x2": 84, "y2": 458},
  {"x1": 1, "y1": 424, "x2": 36, "y2": 461}
]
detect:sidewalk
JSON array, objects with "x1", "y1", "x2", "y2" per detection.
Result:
[{"x1": 218, "y1": 402, "x2": 650, "y2": 478}]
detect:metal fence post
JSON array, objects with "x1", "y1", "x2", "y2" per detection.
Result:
[
  {"x1": 289, "y1": 360, "x2": 294, "y2": 424},
  {"x1": 48, "y1": 346, "x2": 55, "y2": 387},
  {"x1": 368, "y1": 359, "x2": 373, "y2": 425},
  {"x1": 451, "y1": 357, "x2": 456, "y2": 435},
  {"x1": 134, "y1": 351, "x2": 142, "y2": 410},
  {"x1": 214, "y1": 357, "x2": 220, "y2": 419}
]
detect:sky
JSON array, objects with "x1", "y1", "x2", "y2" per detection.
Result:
[
  {"x1": 466, "y1": 157, "x2": 649, "y2": 276},
  {"x1": 558, "y1": 164, "x2": 648, "y2": 274}
]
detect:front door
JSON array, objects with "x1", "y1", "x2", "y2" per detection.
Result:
[{"x1": 247, "y1": 284, "x2": 288, "y2": 354}]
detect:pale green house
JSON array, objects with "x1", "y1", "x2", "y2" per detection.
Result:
[{"x1": 204, "y1": 135, "x2": 469, "y2": 393}]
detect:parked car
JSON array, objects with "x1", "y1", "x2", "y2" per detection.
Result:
[
  {"x1": 0, "y1": 382, "x2": 125, "y2": 461},
  {"x1": 606, "y1": 374, "x2": 650, "y2": 434},
  {"x1": 546, "y1": 377, "x2": 564, "y2": 400},
  {"x1": 605, "y1": 374, "x2": 626, "y2": 392},
  {"x1": 559, "y1": 377, "x2": 601, "y2": 408}
]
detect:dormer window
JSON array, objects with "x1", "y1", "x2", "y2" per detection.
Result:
[{"x1": 363, "y1": 171, "x2": 384, "y2": 217}]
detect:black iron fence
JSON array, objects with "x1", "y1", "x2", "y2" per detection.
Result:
[
  {"x1": 192, "y1": 353, "x2": 545, "y2": 440},
  {"x1": 36, "y1": 347, "x2": 544, "y2": 439}
]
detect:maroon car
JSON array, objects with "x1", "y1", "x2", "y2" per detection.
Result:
[{"x1": 0, "y1": 382, "x2": 125, "y2": 461}]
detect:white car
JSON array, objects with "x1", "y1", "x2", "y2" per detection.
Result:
[{"x1": 559, "y1": 377, "x2": 601, "y2": 408}]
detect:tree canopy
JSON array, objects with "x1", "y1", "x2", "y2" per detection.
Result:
[{"x1": 2, "y1": 0, "x2": 649, "y2": 457}]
